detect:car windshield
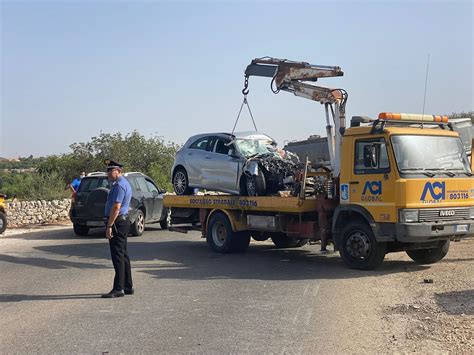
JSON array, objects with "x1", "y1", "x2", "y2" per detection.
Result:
[
  {"x1": 391, "y1": 135, "x2": 471, "y2": 173},
  {"x1": 234, "y1": 138, "x2": 276, "y2": 158}
]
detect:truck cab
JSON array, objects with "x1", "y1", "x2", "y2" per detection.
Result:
[{"x1": 334, "y1": 114, "x2": 474, "y2": 269}]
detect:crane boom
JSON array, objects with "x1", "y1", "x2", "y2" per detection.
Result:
[{"x1": 243, "y1": 57, "x2": 347, "y2": 176}]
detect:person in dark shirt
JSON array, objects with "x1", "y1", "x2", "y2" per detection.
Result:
[{"x1": 101, "y1": 160, "x2": 133, "y2": 299}]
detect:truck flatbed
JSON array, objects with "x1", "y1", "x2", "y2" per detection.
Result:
[{"x1": 164, "y1": 195, "x2": 319, "y2": 213}]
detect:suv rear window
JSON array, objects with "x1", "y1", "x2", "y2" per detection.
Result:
[{"x1": 78, "y1": 177, "x2": 110, "y2": 192}]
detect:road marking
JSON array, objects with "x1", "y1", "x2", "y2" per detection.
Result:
[{"x1": 292, "y1": 283, "x2": 321, "y2": 326}]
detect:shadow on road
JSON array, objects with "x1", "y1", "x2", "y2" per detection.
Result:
[
  {"x1": 0, "y1": 293, "x2": 104, "y2": 302},
  {"x1": 0, "y1": 253, "x2": 107, "y2": 269},
  {"x1": 3, "y1": 226, "x2": 105, "y2": 240},
  {"x1": 434, "y1": 289, "x2": 474, "y2": 315},
  {"x1": 32, "y1": 233, "x2": 433, "y2": 281}
]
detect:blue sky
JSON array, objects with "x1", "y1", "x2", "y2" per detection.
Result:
[{"x1": 1, "y1": 0, "x2": 472, "y2": 157}]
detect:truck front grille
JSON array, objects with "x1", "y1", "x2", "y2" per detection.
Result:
[{"x1": 419, "y1": 207, "x2": 470, "y2": 222}]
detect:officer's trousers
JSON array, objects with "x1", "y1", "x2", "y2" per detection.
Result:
[{"x1": 108, "y1": 218, "x2": 133, "y2": 291}]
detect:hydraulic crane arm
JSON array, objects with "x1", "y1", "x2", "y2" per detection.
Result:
[{"x1": 243, "y1": 57, "x2": 347, "y2": 176}]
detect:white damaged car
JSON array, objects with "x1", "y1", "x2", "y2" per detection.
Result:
[{"x1": 171, "y1": 131, "x2": 301, "y2": 196}]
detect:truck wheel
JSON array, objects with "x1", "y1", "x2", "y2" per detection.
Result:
[
  {"x1": 207, "y1": 212, "x2": 250, "y2": 253},
  {"x1": 130, "y1": 210, "x2": 145, "y2": 236},
  {"x1": 339, "y1": 220, "x2": 386, "y2": 270},
  {"x1": 160, "y1": 208, "x2": 171, "y2": 230},
  {"x1": 251, "y1": 231, "x2": 269, "y2": 241},
  {"x1": 270, "y1": 234, "x2": 306, "y2": 248},
  {"x1": 73, "y1": 223, "x2": 89, "y2": 236},
  {"x1": 173, "y1": 168, "x2": 192, "y2": 195},
  {"x1": 295, "y1": 238, "x2": 309, "y2": 247},
  {"x1": 0, "y1": 211, "x2": 7, "y2": 234},
  {"x1": 406, "y1": 240, "x2": 449, "y2": 264}
]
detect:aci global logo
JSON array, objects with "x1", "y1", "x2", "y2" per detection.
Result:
[
  {"x1": 361, "y1": 181, "x2": 382, "y2": 201},
  {"x1": 420, "y1": 181, "x2": 445, "y2": 203}
]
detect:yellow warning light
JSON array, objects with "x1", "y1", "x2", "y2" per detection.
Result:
[{"x1": 378, "y1": 112, "x2": 448, "y2": 123}]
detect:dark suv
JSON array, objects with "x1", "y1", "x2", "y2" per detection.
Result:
[{"x1": 69, "y1": 172, "x2": 170, "y2": 236}]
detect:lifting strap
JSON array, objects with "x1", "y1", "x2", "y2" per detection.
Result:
[{"x1": 231, "y1": 94, "x2": 257, "y2": 134}]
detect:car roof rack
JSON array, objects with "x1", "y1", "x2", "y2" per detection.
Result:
[
  {"x1": 124, "y1": 172, "x2": 144, "y2": 176},
  {"x1": 87, "y1": 172, "x2": 106, "y2": 176}
]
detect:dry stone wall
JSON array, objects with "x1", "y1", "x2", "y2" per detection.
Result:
[{"x1": 6, "y1": 199, "x2": 71, "y2": 227}]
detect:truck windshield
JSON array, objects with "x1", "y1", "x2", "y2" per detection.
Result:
[{"x1": 391, "y1": 135, "x2": 471, "y2": 174}]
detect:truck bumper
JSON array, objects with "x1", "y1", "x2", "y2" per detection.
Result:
[{"x1": 375, "y1": 220, "x2": 474, "y2": 243}]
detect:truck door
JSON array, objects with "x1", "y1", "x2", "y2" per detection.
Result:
[{"x1": 349, "y1": 137, "x2": 396, "y2": 223}]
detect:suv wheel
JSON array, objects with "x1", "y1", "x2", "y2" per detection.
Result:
[
  {"x1": 130, "y1": 210, "x2": 145, "y2": 236},
  {"x1": 73, "y1": 223, "x2": 89, "y2": 236}
]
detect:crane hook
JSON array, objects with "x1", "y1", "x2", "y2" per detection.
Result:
[{"x1": 242, "y1": 76, "x2": 249, "y2": 95}]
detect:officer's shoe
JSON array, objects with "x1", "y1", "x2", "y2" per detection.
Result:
[
  {"x1": 124, "y1": 288, "x2": 135, "y2": 295},
  {"x1": 101, "y1": 290, "x2": 125, "y2": 298}
]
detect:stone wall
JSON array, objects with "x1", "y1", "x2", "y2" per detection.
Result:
[{"x1": 6, "y1": 199, "x2": 71, "y2": 227}]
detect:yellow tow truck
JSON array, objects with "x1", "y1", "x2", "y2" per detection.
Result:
[{"x1": 164, "y1": 57, "x2": 474, "y2": 269}]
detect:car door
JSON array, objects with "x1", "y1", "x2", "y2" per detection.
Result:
[
  {"x1": 186, "y1": 136, "x2": 215, "y2": 188},
  {"x1": 205, "y1": 137, "x2": 242, "y2": 193},
  {"x1": 133, "y1": 176, "x2": 155, "y2": 222},
  {"x1": 144, "y1": 178, "x2": 164, "y2": 220}
]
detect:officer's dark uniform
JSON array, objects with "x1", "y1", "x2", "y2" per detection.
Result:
[{"x1": 102, "y1": 160, "x2": 133, "y2": 298}]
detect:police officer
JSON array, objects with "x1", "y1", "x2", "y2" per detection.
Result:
[{"x1": 102, "y1": 160, "x2": 134, "y2": 298}]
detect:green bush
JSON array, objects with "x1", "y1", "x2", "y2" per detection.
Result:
[
  {"x1": 1, "y1": 131, "x2": 179, "y2": 200},
  {"x1": 0, "y1": 171, "x2": 69, "y2": 201}
]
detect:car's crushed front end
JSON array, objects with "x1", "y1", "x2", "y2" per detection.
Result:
[{"x1": 233, "y1": 133, "x2": 304, "y2": 196}]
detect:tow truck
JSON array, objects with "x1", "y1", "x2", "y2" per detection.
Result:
[{"x1": 164, "y1": 57, "x2": 474, "y2": 270}]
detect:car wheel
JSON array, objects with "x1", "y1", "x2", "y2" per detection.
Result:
[
  {"x1": 206, "y1": 212, "x2": 250, "y2": 253},
  {"x1": 173, "y1": 168, "x2": 192, "y2": 195},
  {"x1": 338, "y1": 220, "x2": 386, "y2": 270},
  {"x1": 406, "y1": 240, "x2": 449, "y2": 264},
  {"x1": 130, "y1": 209, "x2": 145, "y2": 236},
  {"x1": 0, "y1": 211, "x2": 7, "y2": 234},
  {"x1": 245, "y1": 173, "x2": 266, "y2": 196},
  {"x1": 73, "y1": 223, "x2": 89, "y2": 236},
  {"x1": 160, "y1": 208, "x2": 171, "y2": 230}
]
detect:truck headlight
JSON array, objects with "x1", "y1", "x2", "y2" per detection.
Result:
[
  {"x1": 400, "y1": 209, "x2": 419, "y2": 223},
  {"x1": 470, "y1": 207, "x2": 474, "y2": 219}
]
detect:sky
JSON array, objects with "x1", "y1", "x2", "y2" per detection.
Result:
[{"x1": 1, "y1": 0, "x2": 472, "y2": 158}]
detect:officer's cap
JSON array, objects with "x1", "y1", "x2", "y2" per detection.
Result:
[{"x1": 105, "y1": 159, "x2": 123, "y2": 172}]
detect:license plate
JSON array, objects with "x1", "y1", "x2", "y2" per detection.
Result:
[
  {"x1": 455, "y1": 224, "x2": 469, "y2": 233},
  {"x1": 86, "y1": 221, "x2": 104, "y2": 227}
]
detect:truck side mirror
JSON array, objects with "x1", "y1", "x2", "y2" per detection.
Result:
[
  {"x1": 471, "y1": 139, "x2": 474, "y2": 171},
  {"x1": 363, "y1": 144, "x2": 379, "y2": 168}
]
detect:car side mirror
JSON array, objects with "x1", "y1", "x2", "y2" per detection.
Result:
[
  {"x1": 152, "y1": 190, "x2": 159, "y2": 197},
  {"x1": 363, "y1": 144, "x2": 379, "y2": 168}
]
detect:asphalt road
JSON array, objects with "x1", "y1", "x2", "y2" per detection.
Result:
[{"x1": 2, "y1": 224, "x2": 466, "y2": 353}]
